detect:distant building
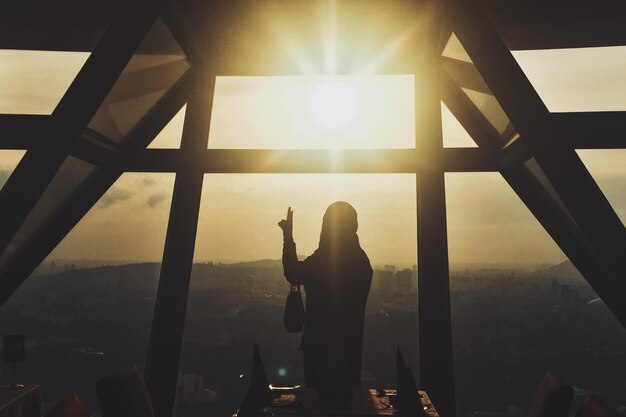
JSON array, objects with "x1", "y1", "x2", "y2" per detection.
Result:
[
  {"x1": 395, "y1": 269, "x2": 413, "y2": 292},
  {"x1": 176, "y1": 373, "x2": 216, "y2": 417},
  {"x1": 373, "y1": 269, "x2": 395, "y2": 297}
]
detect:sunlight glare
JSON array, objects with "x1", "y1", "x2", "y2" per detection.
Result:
[{"x1": 308, "y1": 80, "x2": 359, "y2": 130}]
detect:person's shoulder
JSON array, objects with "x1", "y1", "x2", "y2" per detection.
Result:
[
  {"x1": 357, "y1": 247, "x2": 371, "y2": 261},
  {"x1": 304, "y1": 249, "x2": 322, "y2": 263},
  {"x1": 357, "y1": 249, "x2": 373, "y2": 274}
]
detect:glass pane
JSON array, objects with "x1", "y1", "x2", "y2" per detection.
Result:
[
  {"x1": 441, "y1": 102, "x2": 477, "y2": 148},
  {"x1": 0, "y1": 150, "x2": 26, "y2": 189},
  {"x1": 86, "y1": 19, "x2": 189, "y2": 144},
  {"x1": 445, "y1": 172, "x2": 626, "y2": 416},
  {"x1": 512, "y1": 46, "x2": 626, "y2": 112},
  {"x1": 0, "y1": 50, "x2": 90, "y2": 114},
  {"x1": 0, "y1": 173, "x2": 175, "y2": 414},
  {"x1": 178, "y1": 174, "x2": 417, "y2": 417},
  {"x1": 442, "y1": 33, "x2": 472, "y2": 63},
  {"x1": 523, "y1": 158, "x2": 576, "y2": 225},
  {"x1": 441, "y1": 33, "x2": 517, "y2": 141},
  {"x1": 461, "y1": 88, "x2": 513, "y2": 136},
  {"x1": 577, "y1": 149, "x2": 626, "y2": 226},
  {"x1": 208, "y1": 75, "x2": 415, "y2": 149},
  {"x1": 0, "y1": 156, "x2": 97, "y2": 267},
  {"x1": 147, "y1": 105, "x2": 186, "y2": 149}
]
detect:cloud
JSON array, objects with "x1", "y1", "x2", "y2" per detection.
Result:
[
  {"x1": 147, "y1": 191, "x2": 170, "y2": 208},
  {"x1": 98, "y1": 187, "x2": 133, "y2": 208}
]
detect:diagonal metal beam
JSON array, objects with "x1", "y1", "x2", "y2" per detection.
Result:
[
  {"x1": 439, "y1": 72, "x2": 501, "y2": 152},
  {"x1": 440, "y1": 57, "x2": 491, "y2": 94},
  {"x1": 442, "y1": 61, "x2": 626, "y2": 324},
  {"x1": 0, "y1": 72, "x2": 190, "y2": 307},
  {"x1": 0, "y1": 1, "x2": 158, "y2": 256},
  {"x1": 501, "y1": 163, "x2": 626, "y2": 327},
  {"x1": 444, "y1": 0, "x2": 626, "y2": 307},
  {"x1": 437, "y1": 36, "x2": 626, "y2": 325},
  {"x1": 439, "y1": 73, "x2": 531, "y2": 166}
]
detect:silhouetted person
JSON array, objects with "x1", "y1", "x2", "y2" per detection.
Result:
[{"x1": 278, "y1": 202, "x2": 372, "y2": 389}]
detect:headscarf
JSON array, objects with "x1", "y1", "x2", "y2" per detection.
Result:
[{"x1": 318, "y1": 201, "x2": 360, "y2": 252}]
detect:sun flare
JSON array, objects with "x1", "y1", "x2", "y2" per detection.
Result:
[{"x1": 308, "y1": 80, "x2": 359, "y2": 130}]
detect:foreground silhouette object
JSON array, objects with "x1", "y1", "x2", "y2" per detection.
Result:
[
  {"x1": 528, "y1": 371, "x2": 573, "y2": 417},
  {"x1": 238, "y1": 344, "x2": 272, "y2": 417},
  {"x1": 278, "y1": 202, "x2": 373, "y2": 390},
  {"x1": 46, "y1": 394, "x2": 90, "y2": 417},
  {"x1": 575, "y1": 394, "x2": 623, "y2": 417},
  {"x1": 96, "y1": 364, "x2": 154, "y2": 417}
]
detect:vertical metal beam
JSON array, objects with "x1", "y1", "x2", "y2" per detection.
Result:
[
  {"x1": 144, "y1": 72, "x2": 215, "y2": 417},
  {"x1": 417, "y1": 170, "x2": 455, "y2": 417},
  {"x1": 415, "y1": 4, "x2": 456, "y2": 414}
]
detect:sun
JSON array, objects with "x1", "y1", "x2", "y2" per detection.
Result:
[{"x1": 308, "y1": 80, "x2": 359, "y2": 130}]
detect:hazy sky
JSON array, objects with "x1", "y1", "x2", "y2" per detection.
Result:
[{"x1": 0, "y1": 45, "x2": 624, "y2": 268}]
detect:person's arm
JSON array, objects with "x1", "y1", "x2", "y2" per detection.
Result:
[{"x1": 278, "y1": 207, "x2": 312, "y2": 285}]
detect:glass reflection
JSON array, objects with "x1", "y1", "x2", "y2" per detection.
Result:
[{"x1": 86, "y1": 19, "x2": 189, "y2": 144}]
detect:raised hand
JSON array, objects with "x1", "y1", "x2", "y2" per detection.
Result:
[{"x1": 278, "y1": 207, "x2": 293, "y2": 239}]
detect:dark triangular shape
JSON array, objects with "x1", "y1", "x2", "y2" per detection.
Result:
[
  {"x1": 396, "y1": 345, "x2": 407, "y2": 393},
  {"x1": 251, "y1": 343, "x2": 271, "y2": 400},
  {"x1": 396, "y1": 347, "x2": 423, "y2": 417},
  {"x1": 238, "y1": 343, "x2": 272, "y2": 417}
]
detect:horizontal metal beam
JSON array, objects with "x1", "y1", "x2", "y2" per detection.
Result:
[
  {"x1": 552, "y1": 112, "x2": 626, "y2": 149},
  {"x1": 0, "y1": 115, "x2": 50, "y2": 149},
  {"x1": 481, "y1": 0, "x2": 626, "y2": 50},
  {"x1": 121, "y1": 148, "x2": 498, "y2": 173},
  {"x1": 0, "y1": 3, "x2": 118, "y2": 52},
  {"x1": 5, "y1": 1, "x2": 624, "y2": 53}
]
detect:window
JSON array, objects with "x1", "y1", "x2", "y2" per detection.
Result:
[
  {"x1": 446, "y1": 172, "x2": 626, "y2": 415},
  {"x1": 0, "y1": 173, "x2": 176, "y2": 413},
  {"x1": 177, "y1": 174, "x2": 417, "y2": 416},
  {"x1": 0, "y1": 50, "x2": 90, "y2": 115}
]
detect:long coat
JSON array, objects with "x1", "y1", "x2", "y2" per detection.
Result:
[{"x1": 282, "y1": 237, "x2": 372, "y2": 387}]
